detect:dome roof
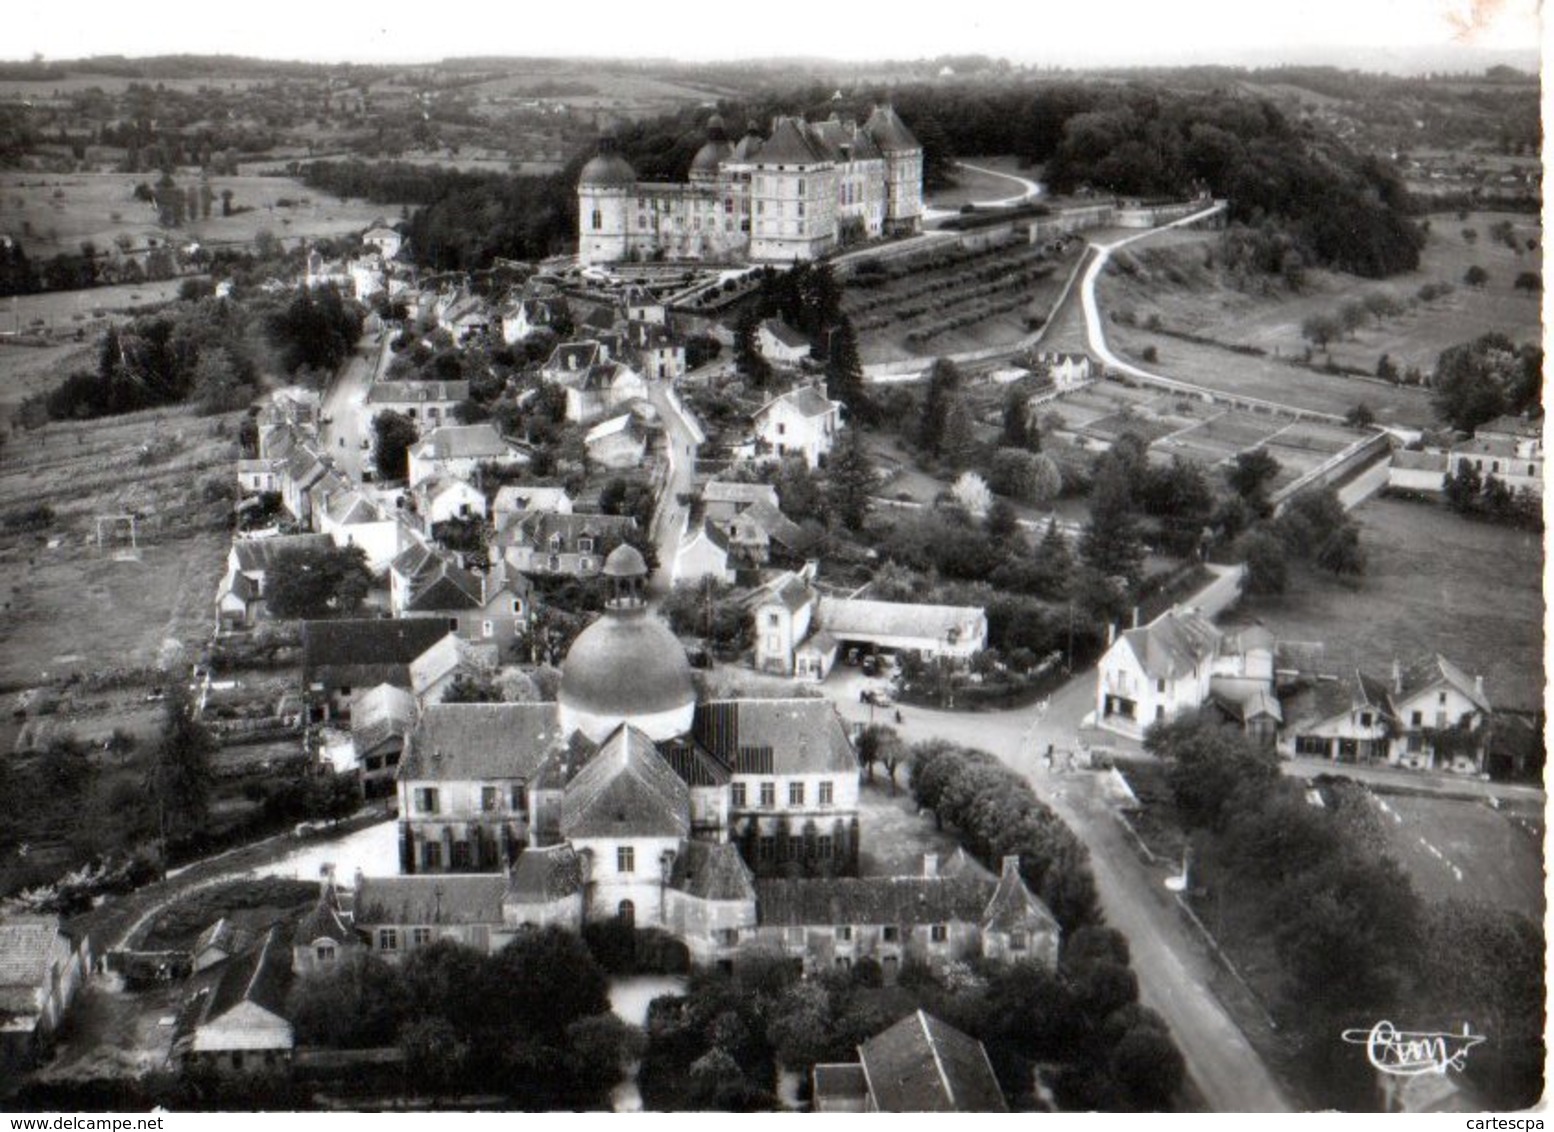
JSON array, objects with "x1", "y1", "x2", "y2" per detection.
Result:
[
  {"x1": 559, "y1": 606, "x2": 696, "y2": 723},
  {"x1": 579, "y1": 151, "x2": 637, "y2": 188},
  {"x1": 689, "y1": 139, "x2": 731, "y2": 175},
  {"x1": 602, "y1": 543, "x2": 648, "y2": 578}
]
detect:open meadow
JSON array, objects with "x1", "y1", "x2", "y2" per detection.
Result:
[
  {"x1": 1224, "y1": 494, "x2": 1544, "y2": 711},
  {"x1": 1368, "y1": 793, "x2": 1543, "y2": 919},
  {"x1": 0, "y1": 339, "x2": 95, "y2": 422},
  {"x1": 0, "y1": 171, "x2": 394, "y2": 261}
]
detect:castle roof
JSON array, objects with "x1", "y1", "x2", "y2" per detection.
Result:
[
  {"x1": 758, "y1": 117, "x2": 827, "y2": 166},
  {"x1": 863, "y1": 104, "x2": 920, "y2": 153},
  {"x1": 669, "y1": 840, "x2": 755, "y2": 902},
  {"x1": 399, "y1": 702, "x2": 565, "y2": 781},
  {"x1": 560, "y1": 724, "x2": 691, "y2": 839},
  {"x1": 558, "y1": 605, "x2": 696, "y2": 724},
  {"x1": 692, "y1": 699, "x2": 856, "y2": 776}
]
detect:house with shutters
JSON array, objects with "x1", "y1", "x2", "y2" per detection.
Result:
[
  {"x1": 496, "y1": 511, "x2": 638, "y2": 579},
  {"x1": 400, "y1": 556, "x2": 535, "y2": 650},
  {"x1": 752, "y1": 382, "x2": 844, "y2": 469},
  {"x1": 179, "y1": 928, "x2": 292, "y2": 1075},
  {"x1": 364, "y1": 380, "x2": 470, "y2": 430}
]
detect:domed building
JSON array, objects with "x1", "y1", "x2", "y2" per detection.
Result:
[{"x1": 557, "y1": 546, "x2": 696, "y2": 743}]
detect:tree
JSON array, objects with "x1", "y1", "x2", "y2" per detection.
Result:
[
  {"x1": 823, "y1": 318, "x2": 868, "y2": 417},
  {"x1": 1513, "y1": 271, "x2": 1541, "y2": 294},
  {"x1": 1299, "y1": 312, "x2": 1341, "y2": 350},
  {"x1": 1337, "y1": 300, "x2": 1367, "y2": 338},
  {"x1": 1110, "y1": 1021, "x2": 1186, "y2": 1110},
  {"x1": 148, "y1": 685, "x2": 214, "y2": 843},
  {"x1": 999, "y1": 386, "x2": 1037, "y2": 450},
  {"x1": 684, "y1": 334, "x2": 721, "y2": 370},
  {"x1": 989, "y1": 447, "x2": 1060, "y2": 505},
  {"x1": 1344, "y1": 402, "x2": 1375, "y2": 428},
  {"x1": 372, "y1": 409, "x2": 419, "y2": 481},
  {"x1": 287, "y1": 951, "x2": 406, "y2": 1048},
  {"x1": 1226, "y1": 448, "x2": 1281, "y2": 511},
  {"x1": 951, "y1": 470, "x2": 993, "y2": 517},
  {"x1": 1239, "y1": 527, "x2": 1288, "y2": 595},
  {"x1": 264, "y1": 543, "x2": 374, "y2": 619},
  {"x1": 938, "y1": 395, "x2": 977, "y2": 471},
  {"x1": 985, "y1": 496, "x2": 1020, "y2": 541},
  {"x1": 917, "y1": 358, "x2": 962, "y2": 455},
  {"x1": 1078, "y1": 457, "x2": 1143, "y2": 590},
  {"x1": 1361, "y1": 292, "x2": 1403, "y2": 325},
  {"x1": 1144, "y1": 712, "x2": 1280, "y2": 831},
  {"x1": 440, "y1": 671, "x2": 503, "y2": 703},
  {"x1": 1431, "y1": 333, "x2": 1542, "y2": 432},
  {"x1": 825, "y1": 427, "x2": 875, "y2": 530},
  {"x1": 400, "y1": 1016, "x2": 469, "y2": 1094},
  {"x1": 266, "y1": 284, "x2": 363, "y2": 374},
  {"x1": 773, "y1": 455, "x2": 824, "y2": 521},
  {"x1": 733, "y1": 304, "x2": 771, "y2": 388},
  {"x1": 1314, "y1": 524, "x2": 1366, "y2": 578},
  {"x1": 1463, "y1": 264, "x2": 1489, "y2": 288}
]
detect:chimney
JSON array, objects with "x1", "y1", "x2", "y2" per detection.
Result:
[
  {"x1": 1001, "y1": 855, "x2": 1021, "y2": 879},
  {"x1": 922, "y1": 853, "x2": 939, "y2": 878},
  {"x1": 1106, "y1": 622, "x2": 1116, "y2": 647},
  {"x1": 1474, "y1": 674, "x2": 1485, "y2": 699},
  {"x1": 1132, "y1": 606, "x2": 1141, "y2": 630},
  {"x1": 1392, "y1": 658, "x2": 1403, "y2": 695}
]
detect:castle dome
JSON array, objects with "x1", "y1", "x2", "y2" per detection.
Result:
[
  {"x1": 558, "y1": 605, "x2": 696, "y2": 742},
  {"x1": 579, "y1": 128, "x2": 636, "y2": 189},
  {"x1": 689, "y1": 114, "x2": 732, "y2": 177}
]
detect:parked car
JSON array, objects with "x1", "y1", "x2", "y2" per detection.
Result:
[
  {"x1": 861, "y1": 654, "x2": 881, "y2": 677},
  {"x1": 860, "y1": 688, "x2": 894, "y2": 708}
]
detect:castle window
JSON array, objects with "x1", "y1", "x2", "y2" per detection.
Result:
[
  {"x1": 835, "y1": 925, "x2": 852, "y2": 942},
  {"x1": 797, "y1": 179, "x2": 805, "y2": 197},
  {"x1": 617, "y1": 846, "x2": 635, "y2": 873},
  {"x1": 819, "y1": 781, "x2": 833, "y2": 806},
  {"x1": 730, "y1": 783, "x2": 747, "y2": 808},
  {"x1": 759, "y1": 782, "x2": 775, "y2": 808},
  {"x1": 591, "y1": 210, "x2": 602, "y2": 231},
  {"x1": 797, "y1": 201, "x2": 804, "y2": 218},
  {"x1": 788, "y1": 782, "x2": 805, "y2": 806}
]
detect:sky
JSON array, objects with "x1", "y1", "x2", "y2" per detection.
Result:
[{"x1": 7, "y1": 0, "x2": 1544, "y2": 70}]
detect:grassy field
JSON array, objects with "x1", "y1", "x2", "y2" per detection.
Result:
[
  {"x1": 0, "y1": 339, "x2": 95, "y2": 421},
  {"x1": 0, "y1": 172, "x2": 393, "y2": 261},
  {"x1": 1369, "y1": 794, "x2": 1543, "y2": 919},
  {"x1": 857, "y1": 780, "x2": 964, "y2": 877},
  {"x1": 0, "y1": 406, "x2": 237, "y2": 693},
  {"x1": 1226, "y1": 494, "x2": 1544, "y2": 711},
  {"x1": 1, "y1": 277, "x2": 193, "y2": 341},
  {"x1": 1096, "y1": 210, "x2": 1541, "y2": 417}
]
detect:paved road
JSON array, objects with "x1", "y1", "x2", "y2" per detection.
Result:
[
  {"x1": 643, "y1": 380, "x2": 702, "y2": 595},
  {"x1": 317, "y1": 329, "x2": 389, "y2": 481},
  {"x1": 807, "y1": 668, "x2": 1293, "y2": 1112}
]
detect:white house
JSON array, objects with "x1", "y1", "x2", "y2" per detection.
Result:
[
  {"x1": 1094, "y1": 609, "x2": 1221, "y2": 737},
  {"x1": 216, "y1": 533, "x2": 336, "y2": 628},
  {"x1": 0, "y1": 916, "x2": 90, "y2": 1068},
  {"x1": 753, "y1": 383, "x2": 843, "y2": 469},
  {"x1": 757, "y1": 319, "x2": 812, "y2": 365},
  {"x1": 182, "y1": 928, "x2": 292, "y2": 1075},
  {"x1": 565, "y1": 361, "x2": 647, "y2": 425},
  {"x1": 1386, "y1": 655, "x2": 1492, "y2": 772},
  {"x1": 1278, "y1": 670, "x2": 1397, "y2": 765},
  {"x1": 1388, "y1": 448, "x2": 1450, "y2": 492},
  {"x1": 501, "y1": 297, "x2": 559, "y2": 346},
  {"x1": 407, "y1": 423, "x2": 531, "y2": 487},
  {"x1": 362, "y1": 225, "x2": 403, "y2": 260},
  {"x1": 1033, "y1": 351, "x2": 1095, "y2": 390},
  {"x1": 409, "y1": 634, "x2": 500, "y2": 707},
  {"x1": 585, "y1": 414, "x2": 647, "y2": 469},
  {"x1": 411, "y1": 474, "x2": 487, "y2": 532},
  {"x1": 672, "y1": 519, "x2": 735, "y2": 585},
  {"x1": 817, "y1": 597, "x2": 988, "y2": 663},
  {"x1": 365, "y1": 380, "x2": 470, "y2": 430},
  {"x1": 1449, "y1": 415, "x2": 1543, "y2": 496},
  {"x1": 492, "y1": 485, "x2": 574, "y2": 525},
  {"x1": 752, "y1": 572, "x2": 818, "y2": 676}
]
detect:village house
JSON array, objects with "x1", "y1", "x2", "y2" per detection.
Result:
[
  {"x1": 278, "y1": 444, "x2": 335, "y2": 527},
  {"x1": 622, "y1": 320, "x2": 686, "y2": 382},
  {"x1": 352, "y1": 874, "x2": 515, "y2": 960},
  {"x1": 752, "y1": 571, "x2": 818, "y2": 676},
  {"x1": 0, "y1": 915, "x2": 90, "y2": 1073},
  {"x1": 362, "y1": 225, "x2": 403, "y2": 260},
  {"x1": 621, "y1": 286, "x2": 667, "y2": 326},
  {"x1": 291, "y1": 877, "x2": 356, "y2": 976},
  {"x1": 407, "y1": 423, "x2": 531, "y2": 487},
  {"x1": 1278, "y1": 670, "x2": 1397, "y2": 766},
  {"x1": 439, "y1": 294, "x2": 491, "y2": 345},
  {"x1": 410, "y1": 473, "x2": 487, "y2": 534},
  {"x1": 672, "y1": 518, "x2": 736, "y2": 585},
  {"x1": 565, "y1": 361, "x2": 648, "y2": 425},
  {"x1": 191, "y1": 919, "x2": 251, "y2": 974},
  {"x1": 351, "y1": 683, "x2": 417, "y2": 798},
  {"x1": 1388, "y1": 447, "x2": 1452, "y2": 492},
  {"x1": 492, "y1": 485, "x2": 574, "y2": 526},
  {"x1": 584, "y1": 413, "x2": 648, "y2": 470},
  {"x1": 301, "y1": 618, "x2": 453, "y2": 722},
  {"x1": 1095, "y1": 609, "x2": 1221, "y2": 738},
  {"x1": 752, "y1": 383, "x2": 844, "y2": 469},
  {"x1": 1033, "y1": 351, "x2": 1096, "y2": 390},
  {"x1": 408, "y1": 634, "x2": 500, "y2": 706},
  {"x1": 500, "y1": 296, "x2": 560, "y2": 346},
  {"x1": 179, "y1": 928, "x2": 292, "y2": 1075},
  {"x1": 723, "y1": 495, "x2": 813, "y2": 568},
  {"x1": 700, "y1": 480, "x2": 780, "y2": 524},
  {"x1": 401, "y1": 556, "x2": 535, "y2": 650},
  {"x1": 757, "y1": 319, "x2": 812, "y2": 365},
  {"x1": 215, "y1": 533, "x2": 336, "y2": 629},
  {"x1": 1449, "y1": 414, "x2": 1544, "y2": 496},
  {"x1": 237, "y1": 457, "x2": 286, "y2": 496},
  {"x1": 541, "y1": 340, "x2": 611, "y2": 386},
  {"x1": 314, "y1": 486, "x2": 404, "y2": 573},
  {"x1": 496, "y1": 511, "x2": 638, "y2": 579},
  {"x1": 813, "y1": 1010, "x2": 1009, "y2": 1113},
  {"x1": 364, "y1": 380, "x2": 470, "y2": 429}
]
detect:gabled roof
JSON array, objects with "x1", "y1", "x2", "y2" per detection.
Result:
[
  {"x1": 500, "y1": 510, "x2": 635, "y2": 549},
  {"x1": 982, "y1": 861, "x2": 1061, "y2": 934},
  {"x1": 735, "y1": 497, "x2": 810, "y2": 551},
  {"x1": 409, "y1": 634, "x2": 496, "y2": 698},
  {"x1": 492, "y1": 485, "x2": 572, "y2": 516},
  {"x1": 506, "y1": 844, "x2": 583, "y2": 904},
  {"x1": 194, "y1": 917, "x2": 241, "y2": 957},
  {"x1": 702, "y1": 481, "x2": 780, "y2": 509},
  {"x1": 693, "y1": 699, "x2": 856, "y2": 776},
  {"x1": 413, "y1": 472, "x2": 482, "y2": 505},
  {"x1": 352, "y1": 683, "x2": 417, "y2": 754},
  {"x1": 202, "y1": 927, "x2": 290, "y2": 1027},
  {"x1": 325, "y1": 489, "x2": 380, "y2": 526},
  {"x1": 413, "y1": 423, "x2": 525, "y2": 462},
  {"x1": 818, "y1": 597, "x2": 984, "y2": 646},
  {"x1": 754, "y1": 875, "x2": 991, "y2": 927},
  {"x1": 1282, "y1": 671, "x2": 1389, "y2": 732},
  {"x1": 0, "y1": 917, "x2": 66, "y2": 1015},
  {"x1": 295, "y1": 884, "x2": 354, "y2": 946},
  {"x1": 758, "y1": 572, "x2": 815, "y2": 614},
  {"x1": 400, "y1": 702, "x2": 565, "y2": 781},
  {"x1": 760, "y1": 318, "x2": 811, "y2": 350},
  {"x1": 560, "y1": 724, "x2": 691, "y2": 840},
  {"x1": 858, "y1": 1011, "x2": 1007, "y2": 1113},
  {"x1": 755, "y1": 385, "x2": 836, "y2": 421},
  {"x1": 657, "y1": 736, "x2": 733, "y2": 787},
  {"x1": 366, "y1": 380, "x2": 470, "y2": 404},
  {"x1": 353, "y1": 875, "x2": 507, "y2": 926},
  {"x1": 669, "y1": 840, "x2": 755, "y2": 902},
  {"x1": 1395, "y1": 654, "x2": 1491, "y2": 712},
  {"x1": 405, "y1": 560, "x2": 484, "y2": 613},
  {"x1": 678, "y1": 518, "x2": 732, "y2": 560},
  {"x1": 585, "y1": 414, "x2": 638, "y2": 444},
  {"x1": 544, "y1": 341, "x2": 603, "y2": 374},
  {"x1": 232, "y1": 533, "x2": 335, "y2": 574},
  {"x1": 1209, "y1": 680, "x2": 1284, "y2": 725},
  {"x1": 1117, "y1": 609, "x2": 1221, "y2": 681},
  {"x1": 1476, "y1": 414, "x2": 1542, "y2": 439},
  {"x1": 391, "y1": 537, "x2": 442, "y2": 581},
  {"x1": 301, "y1": 619, "x2": 453, "y2": 692}
]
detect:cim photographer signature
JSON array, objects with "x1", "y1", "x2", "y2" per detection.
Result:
[{"x1": 1342, "y1": 1020, "x2": 1487, "y2": 1076}]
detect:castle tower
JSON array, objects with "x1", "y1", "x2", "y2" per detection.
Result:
[
  {"x1": 688, "y1": 113, "x2": 732, "y2": 184},
  {"x1": 863, "y1": 105, "x2": 923, "y2": 236},
  {"x1": 577, "y1": 127, "x2": 636, "y2": 266}
]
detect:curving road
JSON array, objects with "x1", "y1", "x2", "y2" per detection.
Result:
[{"x1": 643, "y1": 379, "x2": 703, "y2": 596}]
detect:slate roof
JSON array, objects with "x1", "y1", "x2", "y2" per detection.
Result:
[
  {"x1": 818, "y1": 597, "x2": 984, "y2": 646},
  {"x1": 0, "y1": 917, "x2": 65, "y2": 1018},
  {"x1": 545, "y1": 341, "x2": 603, "y2": 375},
  {"x1": 366, "y1": 380, "x2": 470, "y2": 404},
  {"x1": 702, "y1": 481, "x2": 779, "y2": 509},
  {"x1": 1396, "y1": 654, "x2": 1491, "y2": 712},
  {"x1": 506, "y1": 844, "x2": 583, "y2": 904},
  {"x1": 756, "y1": 384, "x2": 836, "y2": 421},
  {"x1": 693, "y1": 699, "x2": 856, "y2": 776},
  {"x1": 863, "y1": 104, "x2": 921, "y2": 153},
  {"x1": 761, "y1": 319, "x2": 811, "y2": 350},
  {"x1": 399, "y1": 702, "x2": 565, "y2": 781},
  {"x1": 1282, "y1": 672, "x2": 1385, "y2": 731},
  {"x1": 194, "y1": 918, "x2": 241, "y2": 958},
  {"x1": 413, "y1": 423, "x2": 524, "y2": 462},
  {"x1": 585, "y1": 414, "x2": 638, "y2": 444},
  {"x1": 492, "y1": 485, "x2": 572, "y2": 516},
  {"x1": 232, "y1": 533, "x2": 335, "y2": 574},
  {"x1": 391, "y1": 538, "x2": 442, "y2": 582},
  {"x1": 405, "y1": 560, "x2": 484, "y2": 613},
  {"x1": 352, "y1": 875, "x2": 507, "y2": 926},
  {"x1": 759, "y1": 573, "x2": 814, "y2": 614},
  {"x1": 1209, "y1": 680, "x2": 1284, "y2": 724},
  {"x1": 757, "y1": 116, "x2": 826, "y2": 165},
  {"x1": 409, "y1": 635, "x2": 496, "y2": 699},
  {"x1": 754, "y1": 876, "x2": 991, "y2": 928},
  {"x1": 500, "y1": 510, "x2": 636, "y2": 551},
  {"x1": 295, "y1": 885, "x2": 354, "y2": 946},
  {"x1": 301, "y1": 618, "x2": 453, "y2": 693},
  {"x1": 858, "y1": 1011, "x2": 1007, "y2": 1113},
  {"x1": 560, "y1": 724, "x2": 691, "y2": 840},
  {"x1": 324, "y1": 489, "x2": 380, "y2": 526},
  {"x1": 1476, "y1": 414, "x2": 1542, "y2": 440},
  {"x1": 936, "y1": 848, "x2": 995, "y2": 882},
  {"x1": 656, "y1": 737, "x2": 733, "y2": 788},
  {"x1": 734, "y1": 497, "x2": 810, "y2": 551},
  {"x1": 669, "y1": 840, "x2": 755, "y2": 902},
  {"x1": 982, "y1": 862, "x2": 1060, "y2": 934},
  {"x1": 1117, "y1": 609, "x2": 1221, "y2": 681},
  {"x1": 203, "y1": 927, "x2": 290, "y2": 1024}
]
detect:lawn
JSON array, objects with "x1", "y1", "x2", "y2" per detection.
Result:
[
  {"x1": 1368, "y1": 794, "x2": 1544, "y2": 920},
  {"x1": 924, "y1": 158, "x2": 1037, "y2": 210},
  {"x1": 0, "y1": 277, "x2": 193, "y2": 340},
  {"x1": 1226, "y1": 494, "x2": 1544, "y2": 711},
  {"x1": 0, "y1": 340, "x2": 95, "y2": 422},
  {"x1": 856, "y1": 779, "x2": 964, "y2": 877},
  {"x1": 133, "y1": 876, "x2": 321, "y2": 950}
]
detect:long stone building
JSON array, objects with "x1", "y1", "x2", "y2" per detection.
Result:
[{"x1": 577, "y1": 108, "x2": 923, "y2": 266}]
